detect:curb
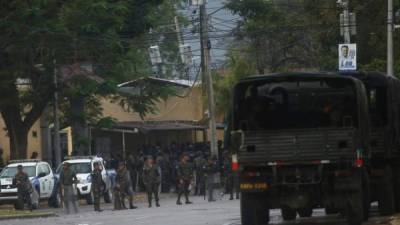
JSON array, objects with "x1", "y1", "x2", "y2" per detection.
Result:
[{"x1": 0, "y1": 211, "x2": 57, "y2": 220}]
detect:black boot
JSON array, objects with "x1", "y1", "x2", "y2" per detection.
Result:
[
  {"x1": 130, "y1": 202, "x2": 137, "y2": 209},
  {"x1": 156, "y1": 201, "x2": 160, "y2": 207}
]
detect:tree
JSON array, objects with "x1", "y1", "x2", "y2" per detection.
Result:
[
  {"x1": 0, "y1": 0, "x2": 184, "y2": 158},
  {"x1": 225, "y1": 0, "x2": 400, "y2": 73},
  {"x1": 0, "y1": 0, "x2": 62, "y2": 159}
]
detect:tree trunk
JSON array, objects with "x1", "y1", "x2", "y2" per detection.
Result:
[
  {"x1": 70, "y1": 97, "x2": 89, "y2": 156},
  {"x1": 1, "y1": 109, "x2": 29, "y2": 160},
  {"x1": 9, "y1": 128, "x2": 29, "y2": 159}
]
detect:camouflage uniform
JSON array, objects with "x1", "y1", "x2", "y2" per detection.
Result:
[
  {"x1": 194, "y1": 155, "x2": 206, "y2": 196},
  {"x1": 115, "y1": 167, "x2": 136, "y2": 209},
  {"x1": 176, "y1": 161, "x2": 193, "y2": 204},
  {"x1": 91, "y1": 168, "x2": 104, "y2": 211},
  {"x1": 13, "y1": 171, "x2": 32, "y2": 210},
  {"x1": 204, "y1": 159, "x2": 219, "y2": 202},
  {"x1": 60, "y1": 167, "x2": 79, "y2": 214},
  {"x1": 142, "y1": 163, "x2": 161, "y2": 207}
]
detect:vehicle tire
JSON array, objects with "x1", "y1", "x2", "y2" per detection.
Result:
[
  {"x1": 394, "y1": 166, "x2": 400, "y2": 212},
  {"x1": 362, "y1": 171, "x2": 371, "y2": 221},
  {"x1": 86, "y1": 193, "x2": 94, "y2": 205},
  {"x1": 49, "y1": 192, "x2": 61, "y2": 208},
  {"x1": 241, "y1": 193, "x2": 269, "y2": 225},
  {"x1": 325, "y1": 206, "x2": 338, "y2": 215},
  {"x1": 378, "y1": 166, "x2": 395, "y2": 216},
  {"x1": 104, "y1": 189, "x2": 112, "y2": 203},
  {"x1": 346, "y1": 183, "x2": 364, "y2": 225},
  {"x1": 298, "y1": 207, "x2": 313, "y2": 218},
  {"x1": 14, "y1": 200, "x2": 23, "y2": 210},
  {"x1": 31, "y1": 202, "x2": 39, "y2": 210},
  {"x1": 281, "y1": 206, "x2": 296, "y2": 221}
]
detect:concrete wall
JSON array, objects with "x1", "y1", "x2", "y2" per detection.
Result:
[
  {"x1": 0, "y1": 115, "x2": 43, "y2": 162},
  {"x1": 101, "y1": 87, "x2": 204, "y2": 122}
]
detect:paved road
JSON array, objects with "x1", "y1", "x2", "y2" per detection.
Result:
[{"x1": 0, "y1": 196, "x2": 395, "y2": 225}]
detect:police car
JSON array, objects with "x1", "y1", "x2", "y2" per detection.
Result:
[
  {"x1": 0, "y1": 160, "x2": 60, "y2": 209},
  {"x1": 56, "y1": 156, "x2": 112, "y2": 205}
]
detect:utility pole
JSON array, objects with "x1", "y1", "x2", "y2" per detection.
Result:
[
  {"x1": 342, "y1": 0, "x2": 351, "y2": 43},
  {"x1": 53, "y1": 59, "x2": 62, "y2": 166},
  {"x1": 199, "y1": 3, "x2": 218, "y2": 159},
  {"x1": 175, "y1": 16, "x2": 190, "y2": 80},
  {"x1": 387, "y1": 0, "x2": 394, "y2": 77},
  {"x1": 175, "y1": 16, "x2": 184, "y2": 49}
]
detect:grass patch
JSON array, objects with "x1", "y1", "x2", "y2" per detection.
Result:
[{"x1": 0, "y1": 209, "x2": 55, "y2": 219}]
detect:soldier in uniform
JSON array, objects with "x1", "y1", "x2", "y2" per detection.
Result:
[
  {"x1": 204, "y1": 156, "x2": 219, "y2": 202},
  {"x1": 142, "y1": 156, "x2": 161, "y2": 207},
  {"x1": 115, "y1": 162, "x2": 137, "y2": 209},
  {"x1": 194, "y1": 151, "x2": 206, "y2": 196},
  {"x1": 176, "y1": 154, "x2": 193, "y2": 205},
  {"x1": 91, "y1": 162, "x2": 104, "y2": 212},
  {"x1": 13, "y1": 165, "x2": 33, "y2": 210},
  {"x1": 60, "y1": 162, "x2": 79, "y2": 214},
  {"x1": 126, "y1": 154, "x2": 137, "y2": 191},
  {"x1": 223, "y1": 152, "x2": 239, "y2": 200}
]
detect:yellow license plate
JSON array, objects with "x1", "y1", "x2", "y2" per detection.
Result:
[{"x1": 240, "y1": 183, "x2": 268, "y2": 190}]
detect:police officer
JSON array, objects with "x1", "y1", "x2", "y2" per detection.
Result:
[
  {"x1": 13, "y1": 165, "x2": 33, "y2": 210},
  {"x1": 116, "y1": 162, "x2": 137, "y2": 209},
  {"x1": 204, "y1": 156, "x2": 219, "y2": 202},
  {"x1": 194, "y1": 151, "x2": 206, "y2": 196},
  {"x1": 91, "y1": 162, "x2": 104, "y2": 212},
  {"x1": 60, "y1": 162, "x2": 79, "y2": 214},
  {"x1": 176, "y1": 154, "x2": 193, "y2": 205},
  {"x1": 142, "y1": 156, "x2": 161, "y2": 208}
]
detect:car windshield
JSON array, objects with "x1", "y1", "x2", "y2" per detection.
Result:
[
  {"x1": 0, "y1": 166, "x2": 36, "y2": 178},
  {"x1": 69, "y1": 163, "x2": 92, "y2": 174}
]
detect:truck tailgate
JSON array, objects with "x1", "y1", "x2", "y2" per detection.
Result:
[{"x1": 239, "y1": 128, "x2": 356, "y2": 164}]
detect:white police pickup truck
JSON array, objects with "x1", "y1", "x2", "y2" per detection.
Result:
[
  {"x1": 0, "y1": 160, "x2": 60, "y2": 209},
  {"x1": 56, "y1": 156, "x2": 112, "y2": 205}
]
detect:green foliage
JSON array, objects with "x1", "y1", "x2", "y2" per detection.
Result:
[
  {"x1": 214, "y1": 50, "x2": 256, "y2": 114},
  {"x1": 0, "y1": 0, "x2": 184, "y2": 157},
  {"x1": 225, "y1": 0, "x2": 400, "y2": 73}
]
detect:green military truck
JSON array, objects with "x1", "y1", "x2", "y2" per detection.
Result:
[{"x1": 229, "y1": 72, "x2": 400, "y2": 225}]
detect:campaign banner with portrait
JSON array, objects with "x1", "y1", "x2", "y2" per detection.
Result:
[{"x1": 338, "y1": 44, "x2": 357, "y2": 71}]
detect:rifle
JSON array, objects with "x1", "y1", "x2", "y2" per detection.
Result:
[
  {"x1": 204, "y1": 174, "x2": 207, "y2": 201},
  {"x1": 59, "y1": 185, "x2": 64, "y2": 208}
]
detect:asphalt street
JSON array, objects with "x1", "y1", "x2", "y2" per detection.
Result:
[{"x1": 0, "y1": 195, "x2": 396, "y2": 225}]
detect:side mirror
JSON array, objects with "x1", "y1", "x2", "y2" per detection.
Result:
[
  {"x1": 38, "y1": 172, "x2": 46, "y2": 178},
  {"x1": 230, "y1": 130, "x2": 244, "y2": 153}
]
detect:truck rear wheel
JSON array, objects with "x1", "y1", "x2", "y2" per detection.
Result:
[
  {"x1": 394, "y1": 166, "x2": 400, "y2": 212},
  {"x1": 346, "y1": 190, "x2": 364, "y2": 225},
  {"x1": 241, "y1": 193, "x2": 269, "y2": 225},
  {"x1": 379, "y1": 166, "x2": 395, "y2": 216},
  {"x1": 281, "y1": 206, "x2": 296, "y2": 221},
  {"x1": 298, "y1": 207, "x2": 313, "y2": 218}
]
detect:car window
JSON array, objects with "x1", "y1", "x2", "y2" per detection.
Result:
[
  {"x1": 69, "y1": 163, "x2": 92, "y2": 174},
  {"x1": 38, "y1": 164, "x2": 50, "y2": 176},
  {"x1": 0, "y1": 166, "x2": 36, "y2": 178}
]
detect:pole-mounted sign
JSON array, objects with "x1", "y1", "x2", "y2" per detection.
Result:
[{"x1": 338, "y1": 43, "x2": 357, "y2": 71}]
